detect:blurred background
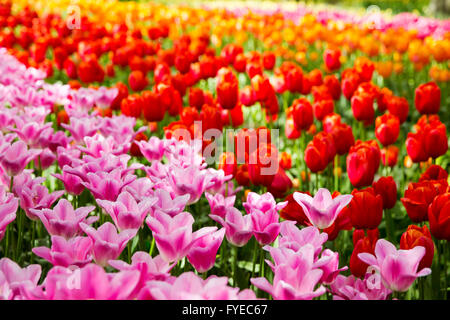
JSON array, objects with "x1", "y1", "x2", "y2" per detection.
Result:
[{"x1": 124, "y1": 0, "x2": 450, "y2": 18}]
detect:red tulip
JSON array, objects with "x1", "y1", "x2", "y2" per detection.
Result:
[
  {"x1": 351, "y1": 91, "x2": 374, "y2": 125},
  {"x1": 350, "y1": 231, "x2": 378, "y2": 277},
  {"x1": 262, "y1": 51, "x2": 276, "y2": 70},
  {"x1": 130, "y1": 132, "x2": 148, "y2": 157},
  {"x1": 189, "y1": 88, "x2": 205, "y2": 110},
  {"x1": 329, "y1": 123, "x2": 355, "y2": 155},
  {"x1": 347, "y1": 187, "x2": 383, "y2": 229},
  {"x1": 248, "y1": 143, "x2": 278, "y2": 187},
  {"x1": 419, "y1": 165, "x2": 448, "y2": 182},
  {"x1": 380, "y1": 146, "x2": 398, "y2": 167},
  {"x1": 121, "y1": 94, "x2": 142, "y2": 118},
  {"x1": 216, "y1": 68, "x2": 239, "y2": 110},
  {"x1": 292, "y1": 98, "x2": 313, "y2": 131},
  {"x1": 372, "y1": 176, "x2": 397, "y2": 209},
  {"x1": 387, "y1": 96, "x2": 409, "y2": 124},
  {"x1": 313, "y1": 99, "x2": 334, "y2": 121},
  {"x1": 375, "y1": 113, "x2": 400, "y2": 146},
  {"x1": 128, "y1": 70, "x2": 148, "y2": 91},
  {"x1": 268, "y1": 167, "x2": 292, "y2": 198},
  {"x1": 235, "y1": 164, "x2": 250, "y2": 187},
  {"x1": 323, "y1": 75, "x2": 341, "y2": 100},
  {"x1": 401, "y1": 181, "x2": 446, "y2": 223},
  {"x1": 428, "y1": 193, "x2": 450, "y2": 241},
  {"x1": 346, "y1": 140, "x2": 381, "y2": 188},
  {"x1": 279, "y1": 152, "x2": 292, "y2": 170},
  {"x1": 400, "y1": 225, "x2": 434, "y2": 270},
  {"x1": 324, "y1": 48, "x2": 341, "y2": 71},
  {"x1": 415, "y1": 82, "x2": 441, "y2": 115}
]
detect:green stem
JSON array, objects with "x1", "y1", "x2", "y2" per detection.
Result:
[
  {"x1": 232, "y1": 246, "x2": 238, "y2": 287},
  {"x1": 334, "y1": 155, "x2": 339, "y2": 192},
  {"x1": 30, "y1": 221, "x2": 36, "y2": 264},
  {"x1": 250, "y1": 240, "x2": 258, "y2": 290},
  {"x1": 149, "y1": 236, "x2": 155, "y2": 257}
]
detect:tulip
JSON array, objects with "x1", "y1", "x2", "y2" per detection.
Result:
[
  {"x1": 128, "y1": 70, "x2": 148, "y2": 92},
  {"x1": 401, "y1": 181, "x2": 444, "y2": 223},
  {"x1": 323, "y1": 75, "x2": 341, "y2": 100},
  {"x1": 0, "y1": 140, "x2": 40, "y2": 176},
  {"x1": 347, "y1": 187, "x2": 383, "y2": 229},
  {"x1": 387, "y1": 96, "x2": 409, "y2": 124},
  {"x1": 187, "y1": 228, "x2": 225, "y2": 273},
  {"x1": 97, "y1": 191, "x2": 156, "y2": 232},
  {"x1": 428, "y1": 193, "x2": 450, "y2": 241},
  {"x1": 381, "y1": 145, "x2": 399, "y2": 167},
  {"x1": 293, "y1": 188, "x2": 353, "y2": 229},
  {"x1": 248, "y1": 143, "x2": 278, "y2": 187},
  {"x1": 346, "y1": 140, "x2": 381, "y2": 188},
  {"x1": 350, "y1": 233, "x2": 377, "y2": 278},
  {"x1": 372, "y1": 176, "x2": 397, "y2": 210},
  {"x1": 313, "y1": 99, "x2": 334, "y2": 121},
  {"x1": 0, "y1": 258, "x2": 41, "y2": 300},
  {"x1": 329, "y1": 123, "x2": 355, "y2": 155},
  {"x1": 268, "y1": 167, "x2": 293, "y2": 199},
  {"x1": 140, "y1": 272, "x2": 255, "y2": 300},
  {"x1": 358, "y1": 239, "x2": 431, "y2": 292},
  {"x1": 331, "y1": 274, "x2": 391, "y2": 300},
  {"x1": 30, "y1": 199, "x2": 96, "y2": 239},
  {"x1": 351, "y1": 91, "x2": 374, "y2": 125},
  {"x1": 400, "y1": 225, "x2": 434, "y2": 270},
  {"x1": 152, "y1": 188, "x2": 190, "y2": 218},
  {"x1": 135, "y1": 136, "x2": 165, "y2": 162},
  {"x1": 18, "y1": 182, "x2": 65, "y2": 220},
  {"x1": 142, "y1": 90, "x2": 166, "y2": 122},
  {"x1": 324, "y1": 48, "x2": 341, "y2": 71},
  {"x1": 251, "y1": 244, "x2": 326, "y2": 300},
  {"x1": 415, "y1": 82, "x2": 440, "y2": 115},
  {"x1": 216, "y1": 68, "x2": 239, "y2": 110},
  {"x1": 419, "y1": 165, "x2": 448, "y2": 182},
  {"x1": 32, "y1": 236, "x2": 93, "y2": 268},
  {"x1": 80, "y1": 222, "x2": 136, "y2": 267},
  {"x1": 0, "y1": 186, "x2": 17, "y2": 241},
  {"x1": 205, "y1": 192, "x2": 236, "y2": 219},
  {"x1": 210, "y1": 207, "x2": 253, "y2": 247},
  {"x1": 146, "y1": 211, "x2": 216, "y2": 262},
  {"x1": 292, "y1": 98, "x2": 313, "y2": 131},
  {"x1": 375, "y1": 113, "x2": 400, "y2": 146},
  {"x1": 121, "y1": 94, "x2": 143, "y2": 119},
  {"x1": 279, "y1": 193, "x2": 310, "y2": 226}
]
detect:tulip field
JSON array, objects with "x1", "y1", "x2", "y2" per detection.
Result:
[{"x1": 0, "y1": 0, "x2": 449, "y2": 301}]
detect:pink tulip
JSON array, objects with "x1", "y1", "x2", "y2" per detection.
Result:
[
  {"x1": 138, "y1": 272, "x2": 256, "y2": 300},
  {"x1": 293, "y1": 188, "x2": 353, "y2": 229},
  {"x1": 32, "y1": 236, "x2": 93, "y2": 267},
  {"x1": 167, "y1": 165, "x2": 212, "y2": 205},
  {"x1": 318, "y1": 249, "x2": 348, "y2": 284},
  {"x1": 205, "y1": 192, "x2": 236, "y2": 219},
  {"x1": 61, "y1": 117, "x2": 100, "y2": 143},
  {"x1": 124, "y1": 177, "x2": 155, "y2": 202},
  {"x1": 79, "y1": 222, "x2": 137, "y2": 267},
  {"x1": 11, "y1": 119, "x2": 52, "y2": 148},
  {"x1": 25, "y1": 264, "x2": 140, "y2": 300},
  {"x1": 251, "y1": 209, "x2": 281, "y2": 245},
  {"x1": 0, "y1": 186, "x2": 18, "y2": 241},
  {"x1": 18, "y1": 182, "x2": 65, "y2": 220},
  {"x1": 34, "y1": 148, "x2": 56, "y2": 170},
  {"x1": 135, "y1": 136, "x2": 165, "y2": 162},
  {"x1": 97, "y1": 191, "x2": 156, "y2": 231},
  {"x1": 109, "y1": 252, "x2": 175, "y2": 297},
  {"x1": 151, "y1": 188, "x2": 190, "y2": 217},
  {"x1": 77, "y1": 134, "x2": 130, "y2": 157},
  {"x1": 146, "y1": 211, "x2": 217, "y2": 262},
  {"x1": 56, "y1": 146, "x2": 81, "y2": 169},
  {"x1": 251, "y1": 244, "x2": 326, "y2": 300},
  {"x1": 358, "y1": 239, "x2": 432, "y2": 292},
  {"x1": 0, "y1": 140, "x2": 40, "y2": 176},
  {"x1": 187, "y1": 228, "x2": 226, "y2": 273},
  {"x1": 52, "y1": 170, "x2": 85, "y2": 196},
  {"x1": 330, "y1": 273, "x2": 392, "y2": 300},
  {"x1": 30, "y1": 199, "x2": 96, "y2": 239},
  {"x1": 0, "y1": 258, "x2": 41, "y2": 299},
  {"x1": 210, "y1": 207, "x2": 253, "y2": 247},
  {"x1": 278, "y1": 222, "x2": 328, "y2": 257},
  {"x1": 243, "y1": 192, "x2": 287, "y2": 215},
  {"x1": 81, "y1": 169, "x2": 137, "y2": 201}
]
